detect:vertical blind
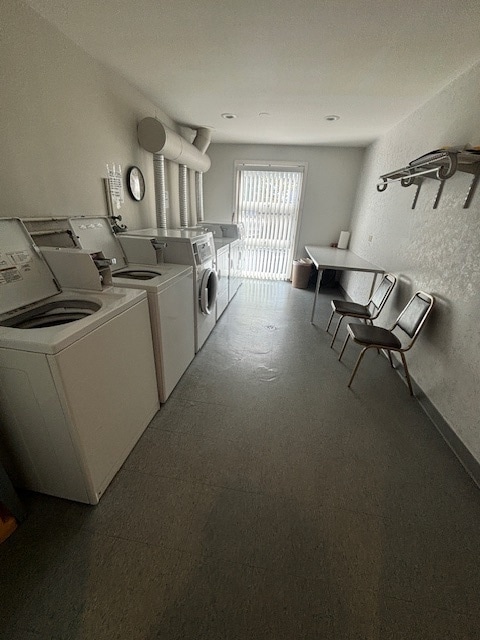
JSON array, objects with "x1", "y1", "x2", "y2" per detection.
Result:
[{"x1": 236, "y1": 166, "x2": 304, "y2": 280}]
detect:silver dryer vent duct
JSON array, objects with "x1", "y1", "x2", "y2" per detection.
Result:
[{"x1": 153, "y1": 154, "x2": 167, "y2": 229}]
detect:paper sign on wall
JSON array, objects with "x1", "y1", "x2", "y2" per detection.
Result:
[{"x1": 106, "y1": 164, "x2": 124, "y2": 210}]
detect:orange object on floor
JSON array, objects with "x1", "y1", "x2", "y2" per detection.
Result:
[{"x1": 0, "y1": 503, "x2": 18, "y2": 543}]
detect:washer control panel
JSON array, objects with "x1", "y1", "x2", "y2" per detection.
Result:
[{"x1": 193, "y1": 238, "x2": 214, "y2": 265}]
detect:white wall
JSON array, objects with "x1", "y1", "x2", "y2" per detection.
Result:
[
  {"x1": 345, "y1": 61, "x2": 480, "y2": 462},
  {"x1": 0, "y1": 0, "x2": 175, "y2": 229},
  {"x1": 204, "y1": 144, "x2": 365, "y2": 257}
]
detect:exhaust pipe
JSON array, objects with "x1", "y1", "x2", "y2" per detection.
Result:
[
  {"x1": 153, "y1": 154, "x2": 167, "y2": 229},
  {"x1": 179, "y1": 164, "x2": 189, "y2": 228}
]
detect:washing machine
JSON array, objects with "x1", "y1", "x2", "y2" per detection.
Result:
[
  {"x1": 23, "y1": 216, "x2": 195, "y2": 403},
  {"x1": 0, "y1": 218, "x2": 159, "y2": 504},
  {"x1": 67, "y1": 217, "x2": 195, "y2": 402},
  {"x1": 118, "y1": 229, "x2": 218, "y2": 353}
]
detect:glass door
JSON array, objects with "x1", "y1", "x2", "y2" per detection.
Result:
[{"x1": 235, "y1": 164, "x2": 305, "y2": 280}]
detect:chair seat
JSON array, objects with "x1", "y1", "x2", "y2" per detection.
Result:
[
  {"x1": 331, "y1": 299, "x2": 371, "y2": 318},
  {"x1": 348, "y1": 324, "x2": 402, "y2": 349}
]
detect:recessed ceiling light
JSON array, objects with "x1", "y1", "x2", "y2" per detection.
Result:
[
  {"x1": 221, "y1": 113, "x2": 237, "y2": 119},
  {"x1": 258, "y1": 112, "x2": 271, "y2": 117},
  {"x1": 325, "y1": 115, "x2": 340, "y2": 121}
]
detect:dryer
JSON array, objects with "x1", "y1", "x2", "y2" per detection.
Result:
[
  {"x1": 118, "y1": 229, "x2": 218, "y2": 353},
  {"x1": 189, "y1": 223, "x2": 244, "y2": 303},
  {"x1": 0, "y1": 218, "x2": 159, "y2": 504},
  {"x1": 215, "y1": 240, "x2": 230, "y2": 320},
  {"x1": 190, "y1": 222, "x2": 244, "y2": 301}
]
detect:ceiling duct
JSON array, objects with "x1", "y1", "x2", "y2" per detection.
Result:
[
  {"x1": 191, "y1": 128, "x2": 211, "y2": 224},
  {"x1": 137, "y1": 118, "x2": 211, "y2": 172},
  {"x1": 192, "y1": 127, "x2": 212, "y2": 154}
]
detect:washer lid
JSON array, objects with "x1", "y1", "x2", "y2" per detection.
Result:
[
  {"x1": 0, "y1": 218, "x2": 60, "y2": 315},
  {"x1": 68, "y1": 216, "x2": 127, "y2": 270}
]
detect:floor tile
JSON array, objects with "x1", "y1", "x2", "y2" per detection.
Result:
[
  {"x1": 1, "y1": 524, "x2": 193, "y2": 640},
  {"x1": 155, "y1": 560, "x2": 334, "y2": 639},
  {"x1": 77, "y1": 468, "x2": 220, "y2": 552},
  {"x1": 198, "y1": 488, "x2": 388, "y2": 587},
  {"x1": 331, "y1": 589, "x2": 480, "y2": 639},
  {"x1": 123, "y1": 426, "x2": 257, "y2": 491},
  {"x1": 149, "y1": 398, "x2": 268, "y2": 441}
]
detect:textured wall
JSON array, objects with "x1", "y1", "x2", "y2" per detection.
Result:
[
  {"x1": 344, "y1": 61, "x2": 480, "y2": 461},
  {"x1": 204, "y1": 144, "x2": 365, "y2": 257},
  {"x1": 0, "y1": 0, "x2": 175, "y2": 229}
]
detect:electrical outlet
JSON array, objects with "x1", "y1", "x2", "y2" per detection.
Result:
[{"x1": 368, "y1": 234, "x2": 373, "y2": 243}]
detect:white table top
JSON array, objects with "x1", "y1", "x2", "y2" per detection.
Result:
[{"x1": 305, "y1": 246, "x2": 383, "y2": 274}]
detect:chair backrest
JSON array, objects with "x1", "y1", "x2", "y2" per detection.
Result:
[
  {"x1": 394, "y1": 291, "x2": 435, "y2": 347},
  {"x1": 369, "y1": 273, "x2": 397, "y2": 315}
]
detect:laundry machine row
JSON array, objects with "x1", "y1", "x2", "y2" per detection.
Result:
[
  {"x1": 0, "y1": 218, "x2": 159, "y2": 504},
  {"x1": 24, "y1": 216, "x2": 196, "y2": 404}
]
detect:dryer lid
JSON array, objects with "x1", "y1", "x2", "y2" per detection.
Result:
[
  {"x1": 0, "y1": 218, "x2": 60, "y2": 315},
  {"x1": 68, "y1": 217, "x2": 127, "y2": 270}
]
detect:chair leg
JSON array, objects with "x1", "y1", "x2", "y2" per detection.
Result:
[
  {"x1": 338, "y1": 333, "x2": 350, "y2": 361},
  {"x1": 330, "y1": 316, "x2": 344, "y2": 348},
  {"x1": 363, "y1": 320, "x2": 381, "y2": 354},
  {"x1": 387, "y1": 350, "x2": 394, "y2": 368},
  {"x1": 348, "y1": 347, "x2": 369, "y2": 388},
  {"x1": 400, "y1": 352, "x2": 414, "y2": 396},
  {"x1": 326, "y1": 309, "x2": 335, "y2": 333}
]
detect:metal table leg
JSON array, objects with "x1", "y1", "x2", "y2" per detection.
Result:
[{"x1": 310, "y1": 267, "x2": 323, "y2": 324}]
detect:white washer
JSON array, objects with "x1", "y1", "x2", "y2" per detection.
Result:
[
  {"x1": 67, "y1": 217, "x2": 195, "y2": 403},
  {"x1": 119, "y1": 229, "x2": 218, "y2": 353},
  {"x1": 0, "y1": 219, "x2": 159, "y2": 504}
]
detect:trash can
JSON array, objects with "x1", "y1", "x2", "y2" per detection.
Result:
[{"x1": 291, "y1": 258, "x2": 313, "y2": 289}]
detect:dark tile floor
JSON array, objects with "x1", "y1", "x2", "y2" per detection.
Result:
[{"x1": 1, "y1": 280, "x2": 480, "y2": 639}]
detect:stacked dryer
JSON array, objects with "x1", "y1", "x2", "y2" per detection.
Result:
[{"x1": 119, "y1": 229, "x2": 218, "y2": 353}]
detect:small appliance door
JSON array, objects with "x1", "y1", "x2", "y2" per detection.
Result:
[{"x1": 199, "y1": 268, "x2": 218, "y2": 315}]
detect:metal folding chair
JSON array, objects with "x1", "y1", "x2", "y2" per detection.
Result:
[
  {"x1": 338, "y1": 291, "x2": 435, "y2": 395},
  {"x1": 326, "y1": 273, "x2": 397, "y2": 347}
]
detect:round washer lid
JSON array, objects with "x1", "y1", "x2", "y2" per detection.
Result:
[{"x1": 0, "y1": 218, "x2": 60, "y2": 316}]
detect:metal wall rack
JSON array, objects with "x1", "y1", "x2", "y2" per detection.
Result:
[{"x1": 377, "y1": 149, "x2": 480, "y2": 209}]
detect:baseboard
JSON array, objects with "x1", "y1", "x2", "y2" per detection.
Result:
[
  {"x1": 386, "y1": 353, "x2": 480, "y2": 490},
  {"x1": 340, "y1": 284, "x2": 480, "y2": 489},
  {"x1": 407, "y1": 375, "x2": 480, "y2": 489}
]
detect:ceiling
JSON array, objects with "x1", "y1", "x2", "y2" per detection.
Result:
[{"x1": 25, "y1": 0, "x2": 480, "y2": 146}]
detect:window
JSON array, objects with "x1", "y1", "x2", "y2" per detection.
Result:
[{"x1": 235, "y1": 162, "x2": 306, "y2": 280}]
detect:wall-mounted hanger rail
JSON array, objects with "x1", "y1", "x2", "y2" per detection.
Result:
[{"x1": 377, "y1": 149, "x2": 480, "y2": 209}]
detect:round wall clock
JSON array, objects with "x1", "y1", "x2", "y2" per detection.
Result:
[{"x1": 126, "y1": 166, "x2": 145, "y2": 201}]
